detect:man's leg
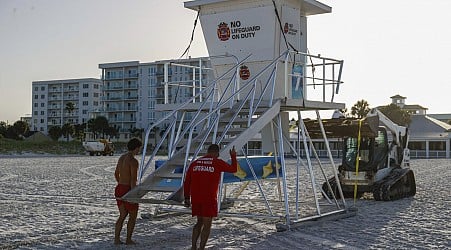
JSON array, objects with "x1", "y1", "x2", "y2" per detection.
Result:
[
  {"x1": 192, "y1": 216, "x2": 203, "y2": 250},
  {"x1": 126, "y1": 208, "x2": 138, "y2": 245},
  {"x1": 115, "y1": 204, "x2": 128, "y2": 244},
  {"x1": 199, "y1": 217, "x2": 213, "y2": 250}
]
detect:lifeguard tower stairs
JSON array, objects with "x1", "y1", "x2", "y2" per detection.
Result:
[{"x1": 123, "y1": 0, "x2": 355, "y2": 230}]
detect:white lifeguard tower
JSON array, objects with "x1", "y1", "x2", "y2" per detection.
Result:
[{"x1": 123, "y1": 0, "x2": 354, "y2": 230}]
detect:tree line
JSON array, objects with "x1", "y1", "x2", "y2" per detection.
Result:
[
  {"x1": 345, "y1": 99, "x2": 411, "y2": 126},
  {"x1": 0, "y1": 116, "x2": 119, "y2": 141},
  {"x1": 2, "y1": 99, "x2": 449, "y2": 141}
]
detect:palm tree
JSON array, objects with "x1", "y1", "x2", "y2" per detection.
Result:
[
  {"x1": 48, "y1": 126, "x2": 62, "y2": 141},
  {"x1": 13, "y1": 120, "x2": 29, "y2": 138},
  {"x1": 61, "y1": 123, "x2": 75, "y2": 142},
  {"x1": 350, "y1": 99, "x2": 370, "y2": 119},
  {"x1": 87, "y1": 116, "x2": 109, "y2": 139},
  {"x1": 65, "y1": 102, "x2": 76, "y2": 125}
]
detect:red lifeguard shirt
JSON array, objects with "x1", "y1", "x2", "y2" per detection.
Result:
[{"x1": 183, "y1": 154, "x2": 237, "y2": 204}]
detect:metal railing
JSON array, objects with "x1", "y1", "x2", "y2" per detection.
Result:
[
  {"x1": 284, "y1": 50, "x2": 344, "y2": 103},
  {"x1": 137, "y1": 50, "x2": 345, "y2": 182}
]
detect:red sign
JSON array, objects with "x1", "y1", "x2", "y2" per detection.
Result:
[
  {"x1": 239, "y1": 65, "x2": 250, "y2": 80},
  {"x1": 217, "y1": 22, "x2": 231, "y2": 41}
]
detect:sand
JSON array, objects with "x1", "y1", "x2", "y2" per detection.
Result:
[{"x1": 0, "y1": 155, "x2": 449, "y2": 249}]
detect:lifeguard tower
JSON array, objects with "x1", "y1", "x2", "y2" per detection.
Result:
[{"x1": 123, "y1": 0, "x2": 354, "y2": 230}]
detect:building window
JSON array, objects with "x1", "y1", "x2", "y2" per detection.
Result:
[
  {"x1": 41, "y1": 95, "x2": 45, "y2": 99},
  {"x1": 41, "y1": 86, "x2": 45, "y2": 91},
  {"x1": 41, "y1": 103, "x2": 45, "y2": 107},
  {"x1": 94, "y1": 84, "x2": 99, "y2": 89},
  {"x1": 430, "y1": 141, "x2": 445, "y2": 150},
  {"x1": 83, "y1": 93, "x2": 89, "y2": 97},
  {"x1": 82, "y1": 110, "x2": 88, "y2": 114},
  {"x1": 34, "y1": 111, "x2": 38, "y2": 115},
  {"x1": 34, "y1": 95, "x2": 39, "y2": 99},
  {"x1": 34, "y1": 87, "x2": 39, "y2": 91},
  {"x1": 40, "y1": 119, "x2": 44, "y2": 123},
  {"x1": 40, "y1": 111, "x2": 45, "y2": 115},
  {"x1": 83, "y1": 84, "x2": 89, "y2": 89},
  {"x1": 34, "y1": 103, "x2": 38, "y2": 107},
  {"x1": 93, "y1": 101, "x2": 98, "y2": 106},
  {"x1": 82, "y1": 101, "x2": 88, "y2": 106},
  {"x1": 94, "y1": 93, "x2": 99, "y2": 97}
]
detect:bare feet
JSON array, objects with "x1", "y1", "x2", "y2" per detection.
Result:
[{"x1": 126, "y1": 240, "x2": 137, "y2": 245}]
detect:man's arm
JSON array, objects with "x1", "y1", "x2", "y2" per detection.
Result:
[
  {"x1": 130, "y1": 158, "x2": 139, "y2": 189},
  {"x1": 219, "y1": 146, "x2": 237, "y2": 173},
  {"x1": 114, "y1": 156, "x2": 122, "y2": 183}
]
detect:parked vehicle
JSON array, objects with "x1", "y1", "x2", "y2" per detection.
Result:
[
  {"x1": 82, "y1": 139, "x2": 115, "y2": 156},
  {"x1": 310, "y1": 108, "x2": 416, "y2": 201}
]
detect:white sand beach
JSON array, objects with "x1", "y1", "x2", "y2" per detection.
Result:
[{"x1": 0, "y1": 156, "x2": 449, "y2": 249}]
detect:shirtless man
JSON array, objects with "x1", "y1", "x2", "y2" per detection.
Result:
[
  {"x1": 114, "y1": 138, "x2": 142, "y2": 245},
  {"x1": 183, "y1": 144, "x2": 237, "y2": 250}
]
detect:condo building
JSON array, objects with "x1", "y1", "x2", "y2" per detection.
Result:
[
  {"x1": 31, "y1": 78, "x2": 102, "y2": 134},
  {"x1": 98, "y1": 57, "x2": 212, "y2": 140}
]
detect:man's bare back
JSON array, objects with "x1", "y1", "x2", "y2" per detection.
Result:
[{"x1": 115, "y1": 153, "x2": 139, "y2": 188}]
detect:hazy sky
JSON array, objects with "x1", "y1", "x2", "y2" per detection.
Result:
[{"x1": 1, "y1": 0, "x2": 450, "y2": 123}]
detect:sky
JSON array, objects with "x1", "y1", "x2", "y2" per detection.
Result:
[{"x1": 1, "y1": 0, "x2": 450, "y2": 123}]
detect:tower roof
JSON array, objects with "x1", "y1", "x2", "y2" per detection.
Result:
[
  {"x1": 184, "y1": 0, "x2": 331, "y2": 16},
  {"x1": 390, "y1": 94, "x2": 406, "y2": 99}
]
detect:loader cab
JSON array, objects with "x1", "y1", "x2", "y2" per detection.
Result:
[{"x1": 342, "y1": 127, "x2": 389, "y2": 172}]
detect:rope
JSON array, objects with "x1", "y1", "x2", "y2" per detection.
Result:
[
  {"x1": 179, "y1": 10, "x2": 200, "y2": 59},
  {"x1": 272, "y1": 0, "x2": 297, "y2": 52}
]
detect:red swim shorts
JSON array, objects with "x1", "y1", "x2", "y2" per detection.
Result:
[
  {"x1": 191, "y1": 202, "x2": 218, "y2": 217},
  {"x1": 115, "y1": 184, "x2": 139, "y2": 212}
]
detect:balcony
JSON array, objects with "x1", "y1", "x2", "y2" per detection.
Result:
[
  {"x1": 123, "y1": 95, "x2": 138, "y2": 100},
  {"x1": 103, "y1": 85, "x2": 124, "y2": 90},
  {"x1": 102, "y1": 96, "x2": 123, "y2": 101},
  {"x1": 124, "y1": 106, "x2": 138, "y2": 111},
  {"x1": 63, "y1": 95, "x2": 79, "y2": 100},
  {"x1": 49, "y1": 88, "x2": 62, "y2": 93},
  {"x1": 64, "y1": 112, "x2": 79, "y2": 117},
  {"x1": 63, "y1": 87, "x2": 79, "y2": 92},
  {"x1": 123, "y1": 84, "x2": 138, "y2": 89},
  {"x1": 124, "y1": 73, "x2": 139, "y2": 78},
  {"x1": 102, "y1": 75, "x2": 123, "y2": 80}
]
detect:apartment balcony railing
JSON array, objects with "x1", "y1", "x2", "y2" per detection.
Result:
[
  {"x1": 105, "y1": 106, "x2": 137, "y2": 112},
  {"x1": 124, "y1": 95, "x2": 138, "y2": 100},
  {"x1": 103, "y1": 85, "x2": 124, "y2": 90},
  {"x1": 49, "y1": 88, "x2": 62, "y2": 93},
  {"x1": 63, "y1": 95, "x2": 79, "y2": 100},
  {"x1": 124, "y1": 73, "x2": 139, "y2": 78},
  {"x1": 123, "y1": 84, "x2": 138, "y2": 89},
  {"x1": 102, "y1": 75, "x2": 124, "y2": 80},
  {"x1": 109, "y1": 117, "x2": 136, "y2": 123},
  {"x1": 63, "y1": 88, "x2": 79, "y2": 92},
  {"x1": 102, "y1": 74, "x2": 138, "y2": 80},
  {"x1": 102, "y1": 96, "x2": 123, "y2": 101}
]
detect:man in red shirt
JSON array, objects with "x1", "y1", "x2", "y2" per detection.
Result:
[{"x1": 183, "y1": 144, "x2": 237, "y2": 250}]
